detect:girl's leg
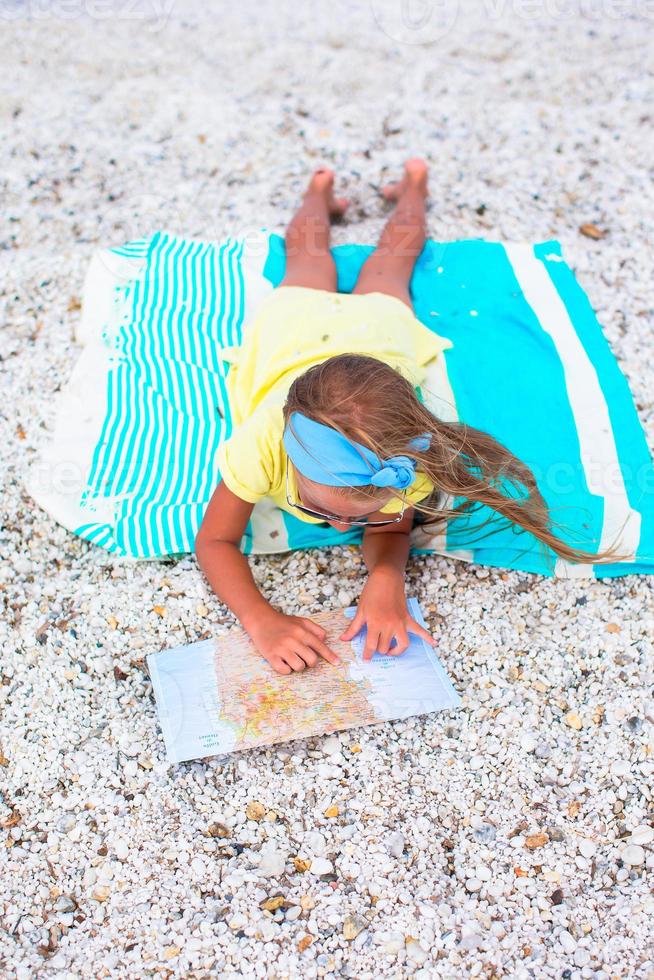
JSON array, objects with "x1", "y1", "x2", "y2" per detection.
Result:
[
  {"x1": 352, "y1": 158, "x2": 428, "y2": 310},
  {"x1": 279, "y1": 168, "x2": 349, "y2": 292}
]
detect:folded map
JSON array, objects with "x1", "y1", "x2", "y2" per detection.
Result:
[{"x1": 147, "y1": 596, "x2": 461, "y2": 763}]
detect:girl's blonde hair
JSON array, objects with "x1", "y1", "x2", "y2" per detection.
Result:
[{"x1": 283, "y1": 353, "x2": 631, "y2": 569}]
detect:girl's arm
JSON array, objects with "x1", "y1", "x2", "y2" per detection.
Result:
[
  {"x1": 360, "y1": 506, "x2": 414, "y2": 577},
  {"x1": 340, "y1": 506, "x2": 436, "y2": 659},
  {"x1": 195, "y1": 481, "x2": 340, "y2": 674}
]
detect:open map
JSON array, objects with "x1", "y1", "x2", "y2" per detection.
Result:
[{"x1": 147, "y1": 597, "x2": 460, "y2": 763}]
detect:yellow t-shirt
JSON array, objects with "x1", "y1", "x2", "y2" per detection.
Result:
[{"x1": 216, "y1": 285, "x2": 453, "y2": 524}]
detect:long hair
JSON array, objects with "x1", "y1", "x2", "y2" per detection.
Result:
[{"x1": 283, "y1": 353, "x2": 632, "y2": 569}]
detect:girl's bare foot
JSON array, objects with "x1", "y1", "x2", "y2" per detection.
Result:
[
  {"x1": 380, "y1": 158, "x2": 429, "y2": 202},
  {"x1": 304, "y1": 167, "x2": 350, "y2": 218}
]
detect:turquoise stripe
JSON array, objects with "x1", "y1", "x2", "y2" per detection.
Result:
[{"x1": 109, "y1": 239, "x2": 151, "y2": 258}]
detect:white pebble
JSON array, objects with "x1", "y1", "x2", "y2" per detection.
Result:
[
  {"x1": 310, "y1": 857, "x2": 333, "y2": 876},
  {"x1": 406, "y1": 939, "x2": 428, "y2": 964},
  {"x1": 628, "y1": 825, "x2": 654, "y2": 846},
  {"x1": 258, "y1": 846, "x2": 287, "y2": 878},
  {"x1": 622, "y1": 844, "x2": 645, "y2": 866}
]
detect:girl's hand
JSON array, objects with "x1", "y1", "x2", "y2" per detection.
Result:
[
  {"x1": 339, "y1": 568, "x2": 436, "y2": 661},
  {"x1": 248, "y1": 608, "x2": 341, "y2": 676}
]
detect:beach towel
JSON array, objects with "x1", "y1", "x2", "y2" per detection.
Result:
[{"x1": 24, "y1": 228, "x2": 654, "y2": 579}]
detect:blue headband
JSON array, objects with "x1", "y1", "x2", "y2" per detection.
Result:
[{"x1": 283, "y1": 412, "x2": 432, "y2": 490}]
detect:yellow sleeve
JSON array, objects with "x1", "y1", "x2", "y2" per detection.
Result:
[
  {"x1": 378, "y1": 470, "x2": 434, "y2": 513},
  {"x1": 216, "y1": 404, "x2": 284, "y2": 504}
]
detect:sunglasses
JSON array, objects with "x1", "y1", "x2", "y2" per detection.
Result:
[{"x1": 285, "y1": 460, "x2": 407, "y2": 527}]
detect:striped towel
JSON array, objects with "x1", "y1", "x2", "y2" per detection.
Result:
[{"x1": 24, "y1": 229, "x2": 654, "y2": 579}]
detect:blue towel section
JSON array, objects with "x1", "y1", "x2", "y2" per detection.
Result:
[{"x1": 67, "y1": 229, "x2": 654, "y2": 578}]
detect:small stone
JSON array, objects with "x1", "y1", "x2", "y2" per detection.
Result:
[
  {"x1": 574, "y1": 947, "x2": 591, "y2": 967},
  {"x1": 285, "y1": 905, "x2": 302, "y2": 921},
  {"x1": 54, "y1": 896, "x2": 77, "y2": 913},
  {"x1": 207, "y1": 822, "x2": 230, "y2": 838},
  {"x1": 163, "y1": 946, "x2": 180, "y2": 960},
  {"x1": 621, "y1": 844, "x2": 645, "y2": 866},
  {"x1": 388, "y1": 832, "x2": 405, "y2": 858},
  {"x1": 579, "y1": 222, "x2": 607, "y2": 240},
  {"x1": 473, "y1": 824, "x2": 497, "y2": 843},
  {"x1": 525, "y1": 833, "x2": 549, "y2": 850},
  {"x1": 310, "y1": 857, "x2": 333, "y2": 876},
  {"x1": 628, "y1": 825, "x2": 653, "y2": 846},
  {"x1": 324, "y1": 804, "x2": 339, "y2": 818},
  {"x1": 406, "y1": 938, "x2": 428, "y2": 964},
  {"x1": 300, "y1": 895, "x2": 316, "y2": 910},
  {"x1": 56, "y1": 814, "x2": 76, "y2": 833},
  {"x1": 610, "y1": 759, "x2": 630, "y2": 777},
  {"x1": 343, "y1": 916, "x2": 367, "y2": 940},
  {"x1": 564, "y1": 712, "x2": 583, "y2": 731},
  {"x1": 246, "y1": 801, "x2": 266, "y2": 821},
  {"x1": 465, "y1": 877, "x2": 483, "y2": 892},
  {"x1": 92, "y1": 885, "x2": 110, "y2": 902},
  {"x1": 298, "y1": 935, "x2": 313, "y2": 952},
  {"x1": 260, "y1": 895, "x2": 287, "y2": 912},
  {"x1": 579, "y1": 839, "x2": 596, "y2": 858},
  {"x1": 321, "y1": 736, "x2": 341, "y2": 755},
  {"x1": 559, "y1": 930, "x2": 576, "y2": 953},
  {"x1": 114, "y1": 838, "x2": 129, "y2": 860},
  {"x1": 259, "y1": 846, "x2": 287, "y2": 878},
  {"x1": 293, "y1": 857, "x2": 312, "y2": 873}
]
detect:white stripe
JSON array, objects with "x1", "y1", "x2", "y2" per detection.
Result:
[{"x1": 505, "y1": 243, "x2": 641, "y2": 576}]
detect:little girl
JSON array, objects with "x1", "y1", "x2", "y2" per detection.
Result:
[{"x1": 195, "y1": 159, "x2": 612, "y2": 675}]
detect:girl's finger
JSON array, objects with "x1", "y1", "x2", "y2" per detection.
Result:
[
  {"x1": 408, "y1": 619, "x2": 437, "y2": 646},
  {"x1": 302, "y1": 619, "x2": 327, "y2": 640},
  {"x1": 363, "y1": 629, "x2": 381, "y2": 662},
  {"x1": 271, "y1": 657, "x2": 292, "y2": 676},
  {"x1": 304, "y1": 634, "x2": 341, "y2": 667},
  {"x1": 376, "y1": 631, "x2": 395, "y2": 655},
  {"x1": 340, "y1": 614, "x2": 364, "y2": 642},
  {"x1": 297, "y1": 645, "x2": 318, "y2": 668},
  {"x1": 283, "y1": 650, "x2": 307, "y2": 672},
  {"x1": 391, "y1": 629, "x2": 411, "y2": 655}
]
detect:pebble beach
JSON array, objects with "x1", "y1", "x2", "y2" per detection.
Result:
[{"x1": 1, "y1": 2, "x2": 653, "y2": 977}]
